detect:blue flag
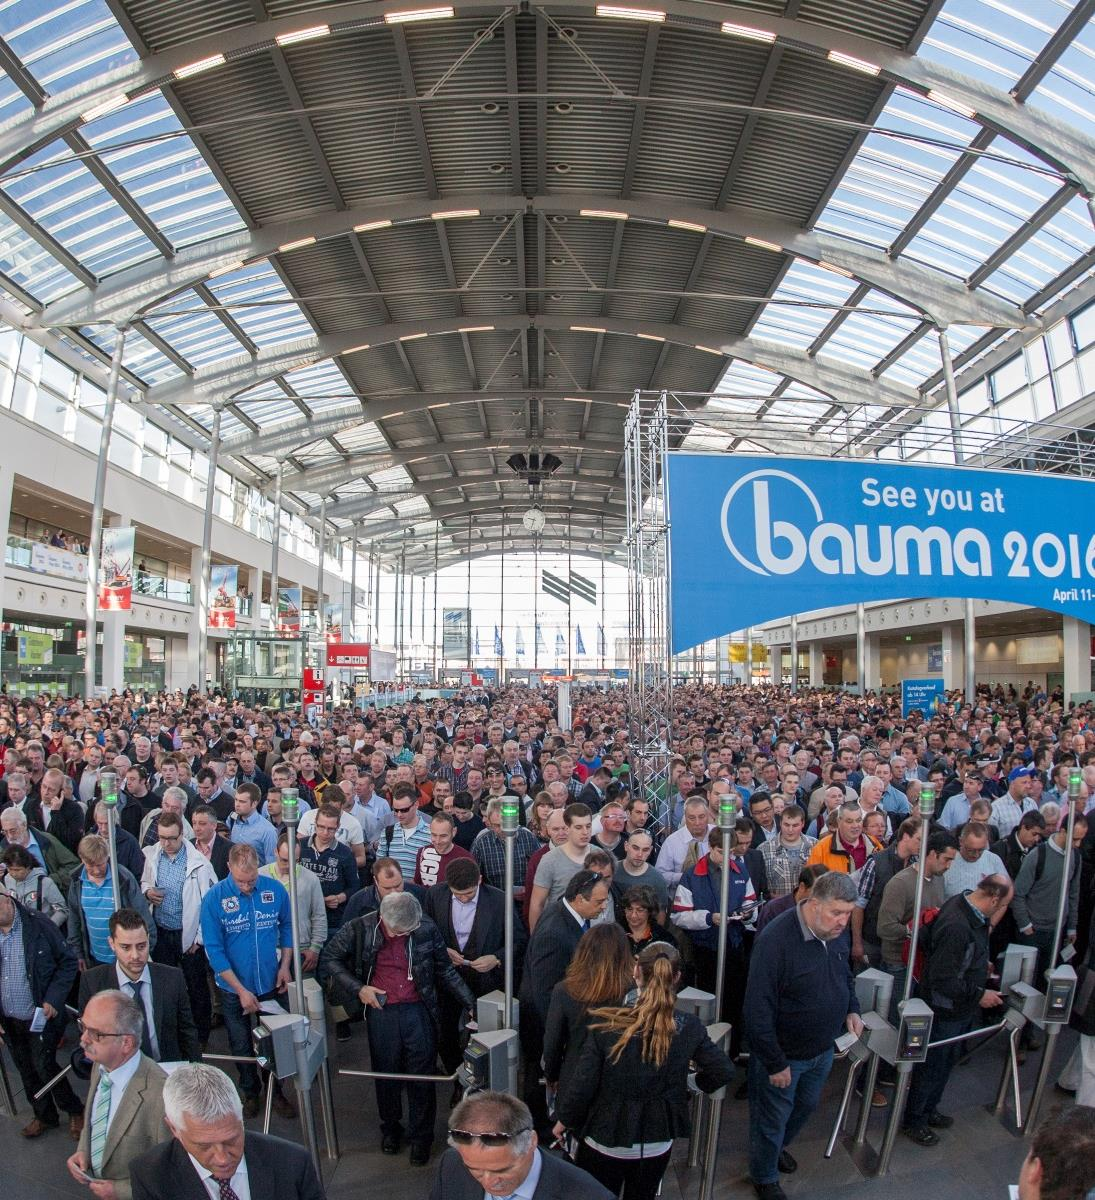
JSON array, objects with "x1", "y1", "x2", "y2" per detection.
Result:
[
  {"x1": 535, "y1": 623, "x2": 546, "y2": 653},
  {"x1": 493, "y1": 625, "x2": 503, "y2": 655},
  {"x1": 475, "y1": 627, "x2": 480, "y2": 656},
  {"x1": 515, "y1": 627, "x2": 526, "y2": 656},
  {"x1": 555, "y1": 629, "x2": 565, "y2": 655},
  {"x1": 576, "y1": 626, "x2": 586, "y2": 655}
]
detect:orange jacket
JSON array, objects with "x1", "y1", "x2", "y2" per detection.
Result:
[{"x1": 806, "y1": 831, "x2": 883, "y2": 875}]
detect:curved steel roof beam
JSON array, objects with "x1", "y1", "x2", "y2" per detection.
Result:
[
  {"x1": 36, "y1": 192, "x2": 1032, "y2": 333},
  {"x1": 323, "y1": 476, "x2": 626, "y2": 521},
  {"x1": 143, "y1": 316, "x2": 921, "y2": 411},
  {"x1": 2, "y1": 3, "x2": 1091, "y2": 195},
  {"x1": 278, "y1": 434, "x2": 626, "y2": 495},
  {"x1": 382, "y1": 540, "x2": 627, "y2": 573},
  {"x1": 349, "y1": 499, "x2": 626, "y2": 542}
]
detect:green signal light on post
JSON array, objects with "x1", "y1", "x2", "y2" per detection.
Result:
[
  {"x1": 918, "y1": 785, "x2": 935, "y2": 817},
  {"x1": 1069, "y1": 770, "x2": 1082, "y2": 797},
  {"x1": 100, "y1": 771, "x2": 119, "y2": 807}
]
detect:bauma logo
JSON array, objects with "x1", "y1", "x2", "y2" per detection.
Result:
[{"x1": 720, "y1": 470, "x2": 824, "y2": 577}]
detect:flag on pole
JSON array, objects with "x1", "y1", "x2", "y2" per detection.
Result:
[
  {"x1": 493, "y1": 625, "x2": 503, "y2": 656},
  {"x1": 576, "y1": 626, "x2": 586, "y2": 655},
  {"x1": 597, "y1": 623, "x2": 606, "y2": 656},
  {"x1": 535, "y1": 623, "x2": 546, "y2": 653},
  {"x1": 555, "y1": 629, "x2": 565, "y2": 655},
  {"x1": 515, "y1": 627, "x2": 526, "y2": 656},
  {"x1": 475, "y1": 627, "x2": 480, "y2": 656}
]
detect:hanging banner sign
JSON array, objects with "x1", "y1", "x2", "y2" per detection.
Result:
[
  {"x1": 443, "y1": 608, "x2": 471, "y2": 659},
  {"x1": 209, "y1": 564, "x2": 238, "y2": 629},
  {"x1": 30, "y1": 543, "x2": 86, "y2": 582},
  {"x1": 902, "y1": 678, "x2": 946, "y2": 718},
  {"x1": 666, "y1": 454, "x2": 1095, "y2": 653},
  {"x1": 17, "y1": 631, "x2": 53, "y2": 665},
  {"x1": 98, "y1": 526, "x2": 135, "y2": 611},
  {"x1": 124, "y1": 640, "x2": 144, "y2": 669},
  {"x1": 276, "y1": 586, "x2": 302, "y2": 633},
  {"x1": 324, "y1": 603, "x2": 343, "y2": 640},
  {"x1": 326, "y1": 641, "x2": 370, "y2": 669}
]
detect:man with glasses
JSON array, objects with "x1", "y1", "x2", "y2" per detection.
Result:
[
  {"x1": 140, "y1": 811, "x2": 216, "y2": 1043},
  {"x1": 79, "y1": 909, "x2": 201, "y2": 1064},
  {"x1": 431, "y1": 1090, "x2": 611, "y2": 1200},
  {"x1": 386, "y1": 783, "x2": 433, "y2": 881},
  {"x1": 298, "y1": 803, "x2": 360, "y2": 933},
  {"x1": 66, "y1": 989, "x2": 170, "y2": 1200}
]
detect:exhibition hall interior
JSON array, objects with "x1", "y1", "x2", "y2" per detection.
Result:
[{"x1": 0, "y1": 0, "x2": 1094, "y2": 1199}]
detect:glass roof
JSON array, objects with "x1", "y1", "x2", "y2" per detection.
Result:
[{"x1": 0, "y1": 0, "x2": 1088, "y2": 549}]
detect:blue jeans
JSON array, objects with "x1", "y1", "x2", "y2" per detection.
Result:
[
  {"x1": 748, "y1": 1047, "x2": 835, "y2": 1185},
  {"x1": 366, "y1": 1001, "x2": 438, "y2": 1149},
  {"x1": 904, "y1": 1013, "x2": 973, "y2": 1130},
  {"x1": 221, "y1": 988, "x2": 285, "y2": 1097}
]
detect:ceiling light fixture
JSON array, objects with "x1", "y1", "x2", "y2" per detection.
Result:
[
  {"x1": 596, "y1": 5, "x2": 665, "y2": 20},
  {"x1": 720, "y1": 22, "x2": 775, "y2": 42},
  {"x1": 570, "y1": 325, "x2": 606, "y2": 334},
  {"x1": 431, "y1": 208, "x2": 480, "y2": 220},
  {"x1": 175, "y1": 54, "x2": 226, "y2": 80},
  {"x1": 580, "y1": 208, "x2": 629, "y2": 220},
  {"x1": 384, "y1": 6, "x2": 454, "y2": 23},
  {"x1": 343, "y1": 344, "x2": 371, "y2": 355},
  {"x1": 818, "y1": 260, "x2": 855, "y2": 278},
  {"x1": 354, "y1": 218, "x2": 392, "y2": 232},
  {"x1": 458, "y1": 325, "x2": 495, "y2": 333},
  {"x1": 400, "y1": 332, "x2": 428, "y2": 341},
  {"x1": 637, "y1": 333, "x2": 665, "y2": 342},
  {"x1": 209, "y1": 260, "x2": 245, "y2": 278},
  {"x1": 827, "y1": 50, "x2": 880, "y2": 76},
  {"x1": 668, "y1": 218, "x2": 707, "y2": 233},
  {"x1": 80, "y1": 94, "x2": 128, "y2": 122},
  {"x1": 694, "y1": 344, "x2": 724, "y2": 355},
  {"x1": 277, "y1": 236, "x2": 316, "y2": 253},
  {"x1": 275, "y1": 25, "x2": 330, "y2": 46},
  {"x1": 744, "y1": 236, "x2": 783, "y2": 252},
  {"x1": 927, "y1": 90, "x2": 977, "y2": 119}
]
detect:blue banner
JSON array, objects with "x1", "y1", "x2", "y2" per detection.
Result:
[
  {"x1": 902, "y1": 678, "x2": 946, "y2": 718},
  {"x1": 666, "y1": 454, "x2": 1095, "y2": 653},
  {"x1": 576, "y1": 626, "x2": 586, "y2": 655}
]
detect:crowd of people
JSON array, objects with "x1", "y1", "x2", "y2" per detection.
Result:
[{"x1": 0, "y1": 677, "x2": 1093, "y2": 1200}]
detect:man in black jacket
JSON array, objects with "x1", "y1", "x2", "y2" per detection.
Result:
[
  {"x1": 0, "y1": 891, "x2": 84, "y2": 1138},
  {"x1": 991, "y1": 810, "x2": 1046, "y2": 880},
  {"x1": 23, "y1": 768, "x2": 84, "y2": 854},
  {"x1": 318, "y1": 891, "x2": 475, "y2": 1165},
  {"x1": 78, "y1": 908, "x2": 201, "y2": 1063},
  {"x1": 130, "y1": 1063, "x2": 325, "y2": 1200},
  {"x1": 424, "y1": 858, "x2": 528, "y2": 1070},
  {"x1": 902, "y1": 875, "x2": 1011, "y2": 1146},
  {"x1": 431, "y1": 1091, "x2": 611, "y2": 1200}
]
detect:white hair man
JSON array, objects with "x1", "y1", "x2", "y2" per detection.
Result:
[{"x1": 128, "y1": 1063, "x2": 324, "y2": 1200}]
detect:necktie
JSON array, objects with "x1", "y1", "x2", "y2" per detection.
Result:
[
  {"x1": 214, "y1": 1177, "x2": 242, "y2": 1200},
  {"x1": 128, "y1": 980, "x2": 154, "y2": 1058},
  {"x1": 89, "y1": 1070, "x2": 112, "y2": 1173},
  {"x1": 581, "y1": 919, "x2": 590, "y2": 932}
]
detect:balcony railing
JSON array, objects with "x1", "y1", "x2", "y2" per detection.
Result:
[{"x1": 7, "y1": 536, "x2": 192, "y2": 604}]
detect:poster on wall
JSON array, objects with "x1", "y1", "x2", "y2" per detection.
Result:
[
  {"x1": 124, "y1": 640, "x2": 143, "y2": 670},
  {"x1": 442, "y1": 608, "x2": 471, "y2": 659},
  {"x1": 666, "y1": 454, "x2": 1095, "y2": 653},
  {"x1": 209, "y1": 564, "x2": 238, "y2": 629},
  {"x1": 17, "y1": 632, "x2": 53, "y2": 665},
  {"x1": 324, "y1": 603, "x2": 343, "y2": 640},
  {"x1": 98, "y1": 526, "x2": 135, "y2": 611},
  {"x1": 276, "y1": 586, "x2": 302, "y2": 633},
  {"x1": 902, "y1": 678, "x2": 945, "y2": 717}
]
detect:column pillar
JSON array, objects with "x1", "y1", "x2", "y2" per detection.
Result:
[
  {"x1": 789, "y1": 615, "x2": 799, "y2": 693},
  {"x1": 941, "y1": 621, "x2": 965, "y2": 692},
  {"x1": 808, "y1": 642, "x2": 825, "y2": 688},
  {"x1": 861, "y1": 631, "x2": 880, "y2": 695},
  {"x1": 187, "y1": 546, "x2": 202, "y2": 687},
  {"x1": 0, "y1": 458, "x2": 14, "y2": 630},
  {"x1": 1062, "y1": 616, "x2": 1092, "y2": 703},
  {"x1": 243, "y1": 563, "x2": 263, "y2": 630},
  {"x1": 101, "y1": 513, "x2": 130, "y2": 693}
]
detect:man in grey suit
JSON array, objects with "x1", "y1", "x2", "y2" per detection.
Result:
[
  {"x1": 66, "y1": 990, "x2": 169, "y2": 1200},
  {"x1": 431, "y1": 1092, "x2": 611, "y2": 1200},
  {"x1": 130, "y1": 1063, "x2": 325, "y2": 1200}
]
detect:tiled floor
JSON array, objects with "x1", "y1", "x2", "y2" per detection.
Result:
[{"x1": 4, "y1": 1017, "x2": 1074, "y2": 1200}]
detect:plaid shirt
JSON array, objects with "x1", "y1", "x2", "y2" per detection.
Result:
[
  {"x1": 154, "y1": 846, "x2": 187, "y2": 930},
  {"x1": 471, "y1": 827, "x2": 540, "y2": 890},
  {"x1": 434, "y1": 763, "x2": 470, "y2": 792},
  {"x1": 759, "y1": 834, "x2": 817, "y2": 898},
  {"x1": 0, "y1": 912, "x2": 35, "y2": 1020}
]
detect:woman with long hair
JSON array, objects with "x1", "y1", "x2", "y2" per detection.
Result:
[
  {"x1": 619, "y1": 886, "x2": 677, "y2": 957},
  {"x1": 554, "y1": 943, "x2": 735, "y2": 1200},
  {"x1": 528, "y1": 792, "x2": 556, "y2": 842},
  {"x1": 543, "y1": 923, "x2": 633, "y2": 1099}
]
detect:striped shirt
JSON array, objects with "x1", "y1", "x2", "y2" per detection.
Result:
[
  {"x1": 80, "y1": 870, "x2": 117, "y2": 964},
  {"x1": 385, "y1": 817, "x2": 432, "y2": 881}
]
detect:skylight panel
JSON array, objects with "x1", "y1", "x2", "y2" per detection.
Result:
[{"x1": 0, "y1": 0, "x2": 136, "y2": 95}]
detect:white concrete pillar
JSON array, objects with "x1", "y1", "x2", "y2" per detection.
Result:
[
  {"x1": 1062, "y1": 616, "x2": 1092, "y2": 702},
  {"x1": 861, "y1": 632, "x2": 880, "y2": 694},
  {"x1": 808, "y1": 642, "x2": 825, "y2": 688},
  {"x1": 186, "y1": 546, "x2": 203, "y2": 689},
  {"x1": 101, "y1": 512, "x2": 130, "y2": 693},
  {"x1": 0, "y1": 458, "x2": 14, "y2": 630},
  {"x1": 242, "y1": 562, "x2": 263, "y2": 630},
  {"x1": 941, "y1": 621, "x2": 965, "y2": 692}
]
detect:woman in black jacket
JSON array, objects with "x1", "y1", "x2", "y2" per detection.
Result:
[
  {"x1": 554, "y1": 942, "x2": 735, "y2": 1200},
  {"x1": 543, "y1": 923, "x2": 632, "y2": 1100}
]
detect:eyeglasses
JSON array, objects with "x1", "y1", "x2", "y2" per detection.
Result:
[
  {"x1": 449, "y1": 1128, "x2": 531, "y2": 1147},
  {"x1": 393, "y1": 805, "x2": 415, "y2": 814},
  {"x1": 77, "y1": 1019, "x2": 128, "y2": 1042}
]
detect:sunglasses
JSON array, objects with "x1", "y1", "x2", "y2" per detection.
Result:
[
  {"x1": 449, "y1": 1128, "x2": 532, "y2": 1147},
  {"x1": 393, "y1": 805, "x2": 415, "y2": 814}
]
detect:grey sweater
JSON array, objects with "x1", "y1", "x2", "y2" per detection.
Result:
[
  {"x1": 877, "y1": 865, "x2": 946, "y2": 966},
  {"x1": 1012, "y1": 839, "x2": 1081, "y2": 935}
]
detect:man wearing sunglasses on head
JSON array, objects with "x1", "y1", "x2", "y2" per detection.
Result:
[{"x1": 431, "y1": 1091, "x2": 611, "y2": 1200}]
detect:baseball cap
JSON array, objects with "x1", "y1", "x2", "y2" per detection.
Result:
[{"x1": 1007, "y1": 765, "x2": 1036, "y2": 782}]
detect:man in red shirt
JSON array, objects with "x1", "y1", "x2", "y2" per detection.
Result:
[{"x1": 415, "y1": 813, "x2": 474, "y2": 887}]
